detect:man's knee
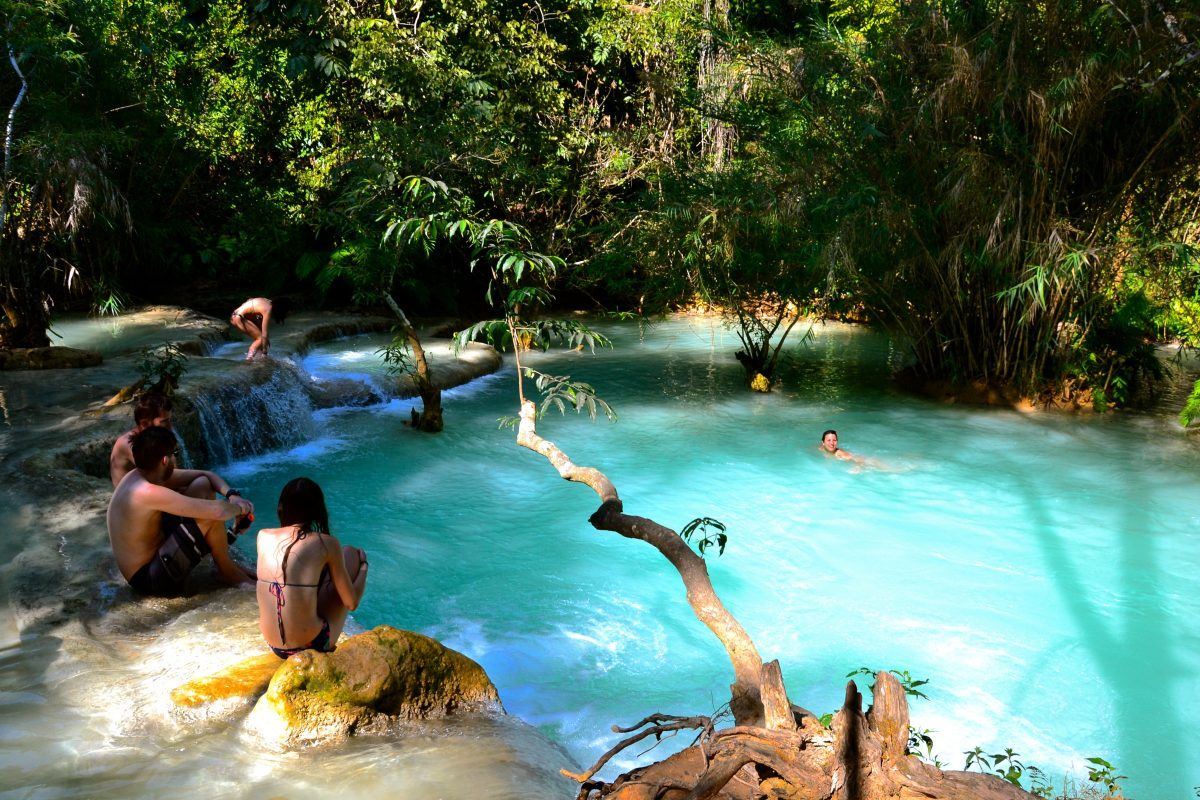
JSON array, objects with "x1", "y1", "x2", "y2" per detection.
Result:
[
  {"x1": 198, "y1": 518, "x2": 227, "y2": 548},
  {"x1": 186, "y1": 475, "x2": 215, "y2": 499}
]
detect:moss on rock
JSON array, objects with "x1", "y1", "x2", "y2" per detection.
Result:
[{"x1": 247, "y1": 625, "x2": 503, "y2": 747}]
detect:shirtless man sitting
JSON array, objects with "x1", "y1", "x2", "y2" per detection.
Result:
[
  {"x1": 108, "y1": 426, "x2": 256, "y2": 597},
  {"x1": 110, "y1": 392, "x2": 173, "y2": 487},
  {"x1": 230, "y1": 297, "x2": 290, "y2": 360}
]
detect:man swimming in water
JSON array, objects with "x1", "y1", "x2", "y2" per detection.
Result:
[
  {"x1": 230, "y1": 297, "x2": 290, "y2": 360},
  {"x1": 108, "y1": 426, "x2": 255, "y2": 597},
  {"x1": 818, "y1": 429, "x2": 856, "y2": 461},
  {"x1": 109, "y1": 392, "x2": 173, "y2": 487}
]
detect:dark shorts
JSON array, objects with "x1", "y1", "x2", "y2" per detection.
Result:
[
  {"x1": 270, "y1": 619, "x2": 333, "y2": 659},
  {"x1": 127, "y1": 514, "x2": 212, "y2": 598}
]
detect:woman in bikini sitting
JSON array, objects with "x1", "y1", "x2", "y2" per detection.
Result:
[
  {"x1": 230, "y1": 297, "x2": 290, "y2": 360},
  {"x1": 256, "y1": 477, "x2": 368, "y2": 658}
]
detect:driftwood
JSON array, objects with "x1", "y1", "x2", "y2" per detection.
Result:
[{"x1": 514, "y1": 399, "x2": 1037, "y2": 800}]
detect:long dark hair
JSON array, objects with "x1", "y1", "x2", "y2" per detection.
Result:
[{"x1": 276, "y1": 477, "x2": 330, "y2": 585}]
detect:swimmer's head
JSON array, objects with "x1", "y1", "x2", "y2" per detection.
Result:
[{"x1": 820, "y1": 429, "x2": 838, "y2": 453}]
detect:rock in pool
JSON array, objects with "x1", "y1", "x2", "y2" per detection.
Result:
[{"x1": 246, "y1": 625, "x2": 503, "y2": 747}]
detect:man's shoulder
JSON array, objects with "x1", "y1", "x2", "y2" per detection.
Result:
[{"x1": 111, "y1": 431, "x2": 133, "y2": 454}]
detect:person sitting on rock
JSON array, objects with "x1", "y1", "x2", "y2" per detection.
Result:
[
  {"x1": 256, "y1": 477, "x2": 368, "y2": 659},
  {"x1": 110, "y1": 392, "x2": 174, "y2": 487},
  {"x1": 107, "y1": 426, "x2": 256, "y2": 597},
  {"x1": 230, "y1": 297, "x2": 290, "y2": 360}
]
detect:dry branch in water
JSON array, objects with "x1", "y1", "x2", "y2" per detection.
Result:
[{"x1": 514, "y1": 401, "x2": 1039, "y2": 799}]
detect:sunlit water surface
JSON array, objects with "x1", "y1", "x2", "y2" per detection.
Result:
[{"x1": 215, "y1": 319, "x2": 1200, "y2": 799}]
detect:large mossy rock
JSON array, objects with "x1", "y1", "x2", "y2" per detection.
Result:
[{"x1": 247, "y1": 625, "x2": 503, "y2": 747}]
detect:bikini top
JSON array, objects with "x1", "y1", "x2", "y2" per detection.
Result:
[{"x1": 260, "y1": 528, "x2": 331, "y2": 646}]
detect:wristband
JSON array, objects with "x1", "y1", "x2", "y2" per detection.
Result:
[{"x1": 225, "y1": 489, "x2": 241, "y2": 500}]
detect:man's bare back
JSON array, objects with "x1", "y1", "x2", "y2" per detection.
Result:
[{"x1": 107, "y1": 427, "x2": 254, "y2": 595}]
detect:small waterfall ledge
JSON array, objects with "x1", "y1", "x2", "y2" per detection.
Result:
[{"x1": 174, "y1": 336, "x2": 503, "y2": 469}]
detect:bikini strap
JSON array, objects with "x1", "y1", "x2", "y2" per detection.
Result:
[
  {"x1": 256, "y1": 578, "x2": 321, "y2": 587},
  {"x1": 268, "y1": 581, "x2": 287, "y2": 644}
]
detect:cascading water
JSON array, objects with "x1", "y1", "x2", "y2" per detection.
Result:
[{"x1": 185, "y1": 361, "x2": 318, "y2": 467}]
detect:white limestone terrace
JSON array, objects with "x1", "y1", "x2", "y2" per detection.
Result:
[{"x1": 0, "y1": 307, "x2": 573, "y2": 800}]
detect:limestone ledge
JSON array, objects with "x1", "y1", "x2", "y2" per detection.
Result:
[{"x1": 14, "y1": 309, "x2": 503, "y2": 477}]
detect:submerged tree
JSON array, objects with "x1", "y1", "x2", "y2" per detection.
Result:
[{"x1": 460, "y1": 250, "x2": 1037, "y2": 800}]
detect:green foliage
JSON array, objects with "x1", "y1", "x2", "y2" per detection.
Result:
[
  {"x1": 961, "y1": 748, "x2": 1126, "y2": 798},
  {"x1": 91, "y1": 276, "x2": 128, "y2": 318},
  {"x1": 906, "y1": 727, "x2": 944, "y2": 769},
  {"x1": 136, "y1": 342, "x2": 189, "y2": 392},
  {"x1": 1084, "y1": 757, "x2": 1127, "y2": 795},
  {"x1": 680, "y1": 517, "x2": 728, "y2": 557},
  {"x1": 1181, "y1": 380, "x2": 1200, "y2": 428},
  {"x1": 963, "y1": 747, "x2": 1038, "y2": 789},
  {"x1": 5, "y1": 0, "x2": 1197, "y2": 403},
  {"x1": 846, "y1": 667, "x2": 930, "y2": 700},
  {"x1": 523, "y1": 369, "x2": 616, "y2": 422},
  {"x1": 378, "y1": 330, "x2": 414, "y2": 376}
]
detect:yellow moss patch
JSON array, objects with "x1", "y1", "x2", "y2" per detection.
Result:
[{"x1": 171, "y1": 653, "x2": 283, "y2": 708}]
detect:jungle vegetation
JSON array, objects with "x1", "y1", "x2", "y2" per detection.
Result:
[{"x1": 2, "y1": 0, "x2": 1198, "y2": 406}]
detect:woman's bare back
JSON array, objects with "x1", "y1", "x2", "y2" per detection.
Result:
[{"x1": 256, "y1": 525, "x2": 336, "y2": 648}]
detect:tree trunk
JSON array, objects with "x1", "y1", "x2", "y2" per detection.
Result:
[
  {"x1": 590, "y1": 673, "x2": 1038, "y2": 800},
  {"x1": 515, "y1": 399, "x2": 771, "y2": 726},
  {"x1": 1, "y1": 294, "x2": 51, "y2": 348},
  {"x1": 383, "y1": 292, "x2": 443, "y2": 432},
  {"x1": 698, "y1": 0, "x2": 735, "y2": 169},
  {"x1": 1, "y1": 31, "x2": 28, "y2": 233}
]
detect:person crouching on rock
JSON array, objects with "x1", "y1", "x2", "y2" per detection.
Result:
[
  {"x1": 107, "y1": 426, "x2": 257, "y2": 597},
  {"x1": 110, "y1": 392, "x2": 174, "y2": 488},
  {"x1": 256, "y1": 477, "x2": 367, "y2": 658},
  {"x1": 230, "y1": 297, "x2": 290, "y2": 360}
]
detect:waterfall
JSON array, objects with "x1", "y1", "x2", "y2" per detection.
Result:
[{"x1": 184, "y1": 362, "x2": 317, "y2": 467}]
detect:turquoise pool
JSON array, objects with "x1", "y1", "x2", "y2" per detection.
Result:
[{"x1": 224, "y1": 318, "x2": 1200, "y2": 798}]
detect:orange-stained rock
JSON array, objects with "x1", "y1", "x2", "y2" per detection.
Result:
[
  {"x1": 170, "y1": 652, "x2": 283, "y2": 708},
  {"x1": 247, "y1": 625, "x2": 502, "y2": 747}
]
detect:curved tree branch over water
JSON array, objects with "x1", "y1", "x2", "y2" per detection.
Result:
[{"x1": 510, "y1": 387, "x2": 1036, "y2": 799}]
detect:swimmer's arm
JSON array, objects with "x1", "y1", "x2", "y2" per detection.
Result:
[
  {"x1": 143, "y1": 483, "x2": 241, "y2": 521},
  {"x1": 321, "y1": 535, "x2": 360, "y2": 611}
]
